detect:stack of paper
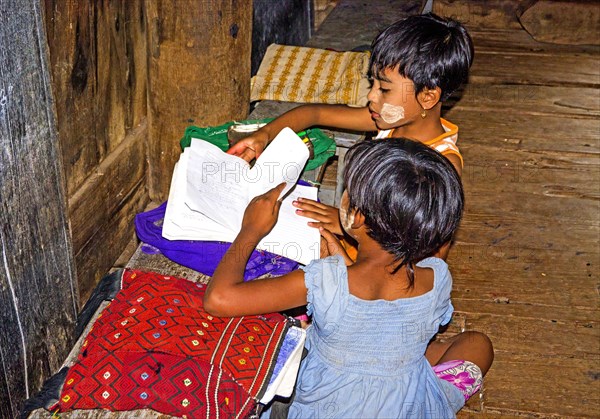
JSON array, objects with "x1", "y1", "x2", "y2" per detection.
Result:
[{"x1": 162, "y1": 127, "x2": 321, "y2": 265}]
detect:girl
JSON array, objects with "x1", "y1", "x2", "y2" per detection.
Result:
[{"x1": 204, "y1": 139, "x2": 493, "y2": 418}]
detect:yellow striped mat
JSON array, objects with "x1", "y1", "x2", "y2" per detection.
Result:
[{"x1": 251, "y1": 44, "x2": 371, "y2": 106}]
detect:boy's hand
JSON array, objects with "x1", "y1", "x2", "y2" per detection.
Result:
[
  {"x1": 227, "y1": 131, "x2": 269, "y2": 162},
  {"x1": 293, "y1": 198, "x2": 343, "y2": 236},
  {"x1": 241, "y1": 183, "x2": 286, "y2": 238},
  {"x1": 319, "y1": 227, "x2": 354, "y2": 266}
]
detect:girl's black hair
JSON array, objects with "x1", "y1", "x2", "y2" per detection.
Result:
[
  {"x1": 369, "y1": 13, "x2": 474, "y2": 101},
  {"x1": 343, "y1": 138, "x2": 464, "y2": 286}
]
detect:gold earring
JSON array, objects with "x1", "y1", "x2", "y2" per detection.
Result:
[{"x1": 421, "y1": 110, "x2": 427, "y2": 118}]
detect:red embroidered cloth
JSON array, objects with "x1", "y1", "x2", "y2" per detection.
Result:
[{"x1": 58, "y1": 269, "x2": 288, "y2": 418}]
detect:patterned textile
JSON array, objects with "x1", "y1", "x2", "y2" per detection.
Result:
[
  {"x1": 56, "y1": 269, "x2": 289, "y2": 418},
  {"x1": 433, "y1": 360, "x2": 483, "y2": 401},
  {"x1": 251, "y1": 44, "x2": 371, "y2": 106}
]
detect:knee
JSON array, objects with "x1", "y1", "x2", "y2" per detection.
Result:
[
  {"x1": 465, "y1": 331, "x2": 493, "y2": 349},
  {"x1": 463, "y1": 331, "x2": 494, "y2": 374}
]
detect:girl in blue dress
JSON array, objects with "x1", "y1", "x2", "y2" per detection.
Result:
[{"x1": 204, "y1": 138, "x2": 494, "y2": 418}]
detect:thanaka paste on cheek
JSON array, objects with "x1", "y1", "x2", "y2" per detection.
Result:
[
  {"x1": 380, "y1": 103, "x2": 405, "y2": 124},
  {"x1": 339, "y1": 205, "x2": 355, "y2": 232}
]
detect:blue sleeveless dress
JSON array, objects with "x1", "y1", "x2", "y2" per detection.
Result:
[{"x1": 285, "y1": 255, "x2": 464, "y2": 418}]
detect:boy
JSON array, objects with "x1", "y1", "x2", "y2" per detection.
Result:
[{"x1": 229, "y1": 13, "x2": 473, "y2": 256}]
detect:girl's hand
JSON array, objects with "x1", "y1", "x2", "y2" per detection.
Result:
[
  {"x1": 293, "y1": 198, "x2": 343, "y2": 235},
  {"x1": 241, "y1": 183, "x2": 286, "y2": 238},
  {"x1": 227, "y1": 131, "x2": 270, "y2": 162},
  {"x1": 319, "y1": 227, "x2": 354, "y2": 266}
]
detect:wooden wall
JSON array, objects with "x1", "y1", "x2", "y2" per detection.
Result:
[
  {"x1": 43, "y1": 0, "x2": 253, "y2": 300},
  {"x1": 44, "y1": 0, "x2": 150, "y2": 303},
  {"x1": 0, "y1": 0, "x2": 253, "y2": 413},
  {"x1": 0, "y1": 0, "x2": 78, "y2": 416},
  {"x1": 252, "y1": 0, "x2": 312, "y2": 76},
  {"x1": 147, "y1": 0, "x2": 253, "y2": 201}
]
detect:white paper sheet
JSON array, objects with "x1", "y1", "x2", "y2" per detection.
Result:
[{"x1": 162, "y1": 127, "x2": 320, "y2": 265}]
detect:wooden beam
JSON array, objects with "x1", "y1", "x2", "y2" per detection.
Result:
[
  {"x1": 518, "y1": 0, "x2": 600, "y2": 46},
  {"x1": 75, "y1": 179, "x2": 148, "y2": 303},
  {"x1": 432, "y1": 0, "x2": 527, "y2": 30},
  {"x1": 146, "y1": 0, "x2": 253, "y2": 201},
  {"x1": 68, "y1": 121, "x2": 149, "y2": 303},
  {"x1": 0, "y1": 0, "x2": 78, "y2": 414}
]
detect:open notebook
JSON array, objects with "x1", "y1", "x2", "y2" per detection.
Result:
[{"x1": 163, "y1": 127, "x2": 321, "y2": 265}]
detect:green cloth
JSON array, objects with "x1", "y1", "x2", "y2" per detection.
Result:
[{"x1": 179, "y1": 118, "x2": 336, "y2": 172}]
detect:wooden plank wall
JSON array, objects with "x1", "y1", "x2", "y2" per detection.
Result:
[
  {"x1": 146, "y1": 1, "x2": 253, "y2": 202},
  {"x1": 4, "y1": 0, "x2": 249, "y2": 413},
  {"x1": 0, "y1": 0, "x2": 78, "y2": 416},
  {"x1": 252, "y1": 0, "x2": 312, "y2": 76},
  {"x1": 43, "y1": 0, "x2": 150, "y2": 303},
  {"x1": 43, "y1": 0, "x2": 253, "y2": 301}
]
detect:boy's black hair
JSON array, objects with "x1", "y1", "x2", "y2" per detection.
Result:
[
  {"x1": 369, "y1": 13, "x2": 474, "y2": 101},
  {"x1": 343, "y1": 138, "x2": 464, "y2": 286}
]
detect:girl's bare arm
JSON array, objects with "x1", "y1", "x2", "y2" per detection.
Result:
[{"x1": 203, "y1": 184, "x2": 309, "y2": 317}]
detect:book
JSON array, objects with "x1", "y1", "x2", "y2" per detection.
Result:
[
  {"x1": 162, "y1": 127, "x2": 321, "y2": 265},
  {"x1": 260, "y1": 325, "x2": 306, "y2": 405}
]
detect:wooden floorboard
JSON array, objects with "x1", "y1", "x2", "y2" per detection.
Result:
[
  {"x1": 445, "y1": 84, "x2": 600, "y2": 118},
  {"x1": 445, "y1": 22, "x2": 600, "y2": 417},
  {"x1": 461, "y1": 194, "x2": 598, "y2": 226},
  {"x1": 467, "y1": 28, "x2": 600, "y2": 57},
  {"x1": 476, "y1": 357, "x2": 599, "y2": 418},
  {"x1": 460, "y1": 312, "x2": 599, "y2": 360},
  {"x1": 469, "y1": 50, "x2": 600, "y2": 88},
  {"x1": 454, "y1": 300, "x2": 598, "y2": 326},
  {"x1": 456, "y1": 213, "x2": 599, "y2": 247},
  {"x1": 446, "y1": 109, "x2": 600, "y2": 154}
]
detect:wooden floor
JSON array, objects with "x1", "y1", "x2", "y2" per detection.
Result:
[
  {"x1": 316, "y1": 1, "x2": 600, "y2": 417},
  {"x1": 442, "y1": 25, "x2": 599, "y2": 419},
  {"x1": 107, "y1": 1, "x2": 599, "y2": 418}
]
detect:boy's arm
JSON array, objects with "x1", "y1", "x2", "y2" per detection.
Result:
[
  {"x1": 293, "y1": 198, "x2": 343, "y2": 236},
  {"x1": 434, "y1": 241, "x2": 451, "y2": 261},
  {"x1": 203, "y1": 184, "x2": 308, "y2": 317},
  {"x1": 228, "y1": 104, "x2": 376, "y2": 162},
  {"x1": 444, "y1": 153, "x2": 463, "y2": 177},
  {"x1": 319, "y1": 227, "x2": 354, "y2": 266}
]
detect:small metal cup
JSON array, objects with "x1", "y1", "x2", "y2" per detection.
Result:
[{"x1": 227, "y1": 123, "x2": 266, "y2": 148}]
